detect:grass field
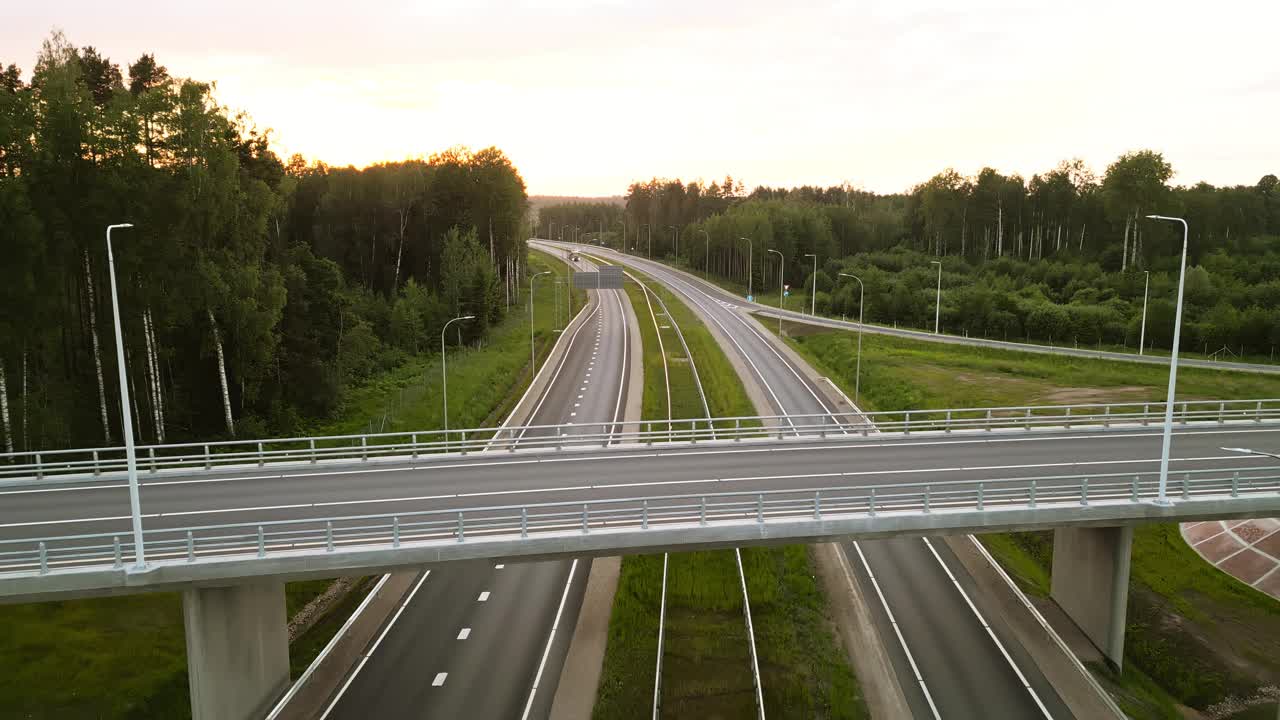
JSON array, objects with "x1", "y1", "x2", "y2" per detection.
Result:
[
  {"x1": 592, "y1": 265, "x2": 865, "y2": 720},
  {"x1": 0, "y1": 251, "x2": 579, "y2": 720},
  {"x1": 776, "y1": 321, "x2": 1280, "y2": 719}
]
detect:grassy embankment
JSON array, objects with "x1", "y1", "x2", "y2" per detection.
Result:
[
  {"x1": 591, "y1": 264, "x2": 866, "y2": 720},
  {"x1": 0, "y1": 251, "x2": 581, "y2": 720},
  {"x1": 774, "y1": 318, "x2": 1280, "y2": 720}
]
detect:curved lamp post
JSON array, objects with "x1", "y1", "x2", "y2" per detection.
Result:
[
  {"x1": 930, "y1": 260, "x2": 942, "y2": 334},
  {"x1": 441, "y1": 315, "x2": 475, "y2": 432},
  {"x1": 106, "y1": 223, "x2": 146, "y2": 568},
  {"x1": 839, "y1": 272, "x2": 865, "y2": 405},
  {"x1": 530, "y1": 270, "x2": 552, "y2": 373},
  {"x1": 804, "y1": 253, "x2": 817, "y2": 316},
  {"x1": 739, "y1": 237, "x2": 754, "y2": 299},
  {"x1": 1146, "y1": 214, "x2": 1189, "y2": 505}
]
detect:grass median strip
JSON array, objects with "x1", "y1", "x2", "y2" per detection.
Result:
[
  {"x1": 775, "y1": 320, "x2": 1280, "y2": 720},
  {"x1": 0, "y1": 251, "x2": 579, "y2": 720}
]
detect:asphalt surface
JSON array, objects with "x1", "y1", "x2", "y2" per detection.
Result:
[
  {"x1": 545, "y1": 242, "x2": 1081, "y2": 719},
  {"x1": 321, "y1": 251, "x2": 632, "y2": 720},
  {"x1": 605, "y1": 248, "x2": 1280, "y2": 376}
]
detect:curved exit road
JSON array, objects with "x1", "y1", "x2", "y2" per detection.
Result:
[
  {"x1": 324, "y1": 251, "x2": 634, "y2": 720},
  {"x1": 547, "y1": 241, "x2": 1076, "y2": 719}
]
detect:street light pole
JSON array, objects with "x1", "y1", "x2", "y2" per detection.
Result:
[
  {"x1": 839, "y1": 273, "x2": 865, "y2": 405},
  {"x1": 530, "y1": 270, "x2": 552, "y2": 373},
  {"x1": 767, "y1": 249, "x2": 784, "y2": 335},
  {"x1": 1139, "y1": 270, "x2": 1150, "y2": 356},
  {"x1": 804, "y1": 253, "x2": 817, "y2": 316},
  {"x1": 1147, "y1": 215, "x2": 1189, "y2": 504},
  {"x1": 441, "y1": 315, "x2": 475, "y2": 433},
  {"x1": 930, "y1": 260, "x2": 942, "y2": 334},
  {"x1": 106, "y1": 223, "x2": 146, "y2": 569},
  {"x1": 668, "y1": 225, "x2": 678, "y2": 260},
  {"x1": 739, "y1": 237, "x2": 753, "y2": 299}
]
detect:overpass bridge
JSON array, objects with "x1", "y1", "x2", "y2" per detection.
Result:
[{"x1": 2, "y1": 400, "x2": 1278, "y2": 600}]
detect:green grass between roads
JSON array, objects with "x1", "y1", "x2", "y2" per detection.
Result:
[
  {"x1": 0, "y1": 251, "x2": 578, "y2": 720},
  {"x1": 593, "y1": 265, "x2": 866, "y2": 720},
  {"x1": 776, "y1": 322, "x2": 1280, "y2": 719}
]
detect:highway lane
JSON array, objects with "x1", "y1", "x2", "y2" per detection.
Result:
[
  {"x1": 545, "y1": 242, "x2": 1077, "y2": 719},
  {"x1": 579, "y1": 244, "x2": 1280, "y2": 376},
  {"x1": 322, "y1": 251, "x2": 632, "y2": 720}
]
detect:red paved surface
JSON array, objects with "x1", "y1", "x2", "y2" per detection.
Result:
[{"x1": 1181, "y1": 519, "x2": 1280, "y2": 601}]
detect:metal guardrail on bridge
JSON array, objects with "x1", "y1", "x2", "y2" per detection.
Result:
[
  {"x1": 3, "y1": 465, "x2": 1278, "y2": 581},
  {"x1": 2, "y1": 399, "x2": 1278, "y2": 483}
]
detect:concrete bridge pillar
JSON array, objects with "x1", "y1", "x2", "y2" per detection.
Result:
[
  {"x1": 183, "y1": 580, "x2": 290, "y2": 720},
  {"x1": 1050, "y1": 525, "x2": 1133, "y2": 671}
]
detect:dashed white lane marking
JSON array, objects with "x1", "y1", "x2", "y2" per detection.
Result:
[
  {"x1": 495, "y1": 563, "x2": 504, "y2": 569},
  {"x1": 574, "y1": 403, "x2": 581, "y2": 408},
  {"x1": 432, "y1": 672, "x2": 448, "y2": 687},
  {"x1": 457, "y1": 628, "x2": 471, "y2": 640},
  {"x1": 577, "y1": 394, "x2": 583, "y2": 399},
  {"x1": 570, "y1": 412, "x2": 577, "y2": 417},
  {"x1": 478, "y1": 591, "x2": 490, "y2": 602}
]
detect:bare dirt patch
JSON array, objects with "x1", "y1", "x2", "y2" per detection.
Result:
[{"x1": 1037, "y1": 385, "x2": 1150, "y2": 405}]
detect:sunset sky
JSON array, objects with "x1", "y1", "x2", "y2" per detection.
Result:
[{"x1": 8, "y1": 1, "x2": 1280, "y2": 196}]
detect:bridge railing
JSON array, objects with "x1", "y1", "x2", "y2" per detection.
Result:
[
  {"x1": 2, "y1": 464, "x2": 1277, "y2": 579},
  {"x1": 2, "y1": 398, "x2": 1278, "y2": 483}
]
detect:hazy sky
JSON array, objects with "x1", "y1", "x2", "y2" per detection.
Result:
[{"x1": 8, "y1": 1, "x2": 1280, "y2": 195}]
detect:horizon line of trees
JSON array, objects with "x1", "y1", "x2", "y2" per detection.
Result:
[
  {"x1": 606, "y1": 153, "x2": 1279, "y2": 356},
  {"x1": 1, "y1": 32, "x2": 530, "y2": 454}
]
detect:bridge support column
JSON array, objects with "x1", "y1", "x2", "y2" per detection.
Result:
[
  {"x1": 183, "y1": 580, "x2": 290, "y2": 720},
  {"x1": 1050, "y1": 525, "x2": 1133, "y2": 671}
]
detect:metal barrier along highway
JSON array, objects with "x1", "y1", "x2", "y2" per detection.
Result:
[
  {"x1": 3, "y1": 465, "x2": 1278, "y2": 588},
  {"x1": 2, "y1": 398, "x2": 1278, "y2": 483}
]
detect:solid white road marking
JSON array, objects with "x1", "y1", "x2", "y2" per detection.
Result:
[
  {"x1": 921, "y1": 537, "x2": 1054, "y2": 718},
  {"x1": 318, "y1": 570, "x2": 431, "y2": 720},
  {"x1": 457, "y1": 628, "x2": 471, "y2": 640},
  {"x1": 432, "y1": 672, "x2": 448, "y2": 687},
  {"x1": 478, "y1": 591, "x2": 490, "y2": 602},
  {"x1": 851, "y1": 542, "x2": 941, "y2": 719},
  {"x1": 520, "y1": 558, "x2": 579, "y2": 720}
]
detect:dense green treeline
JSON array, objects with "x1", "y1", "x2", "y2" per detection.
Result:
[
  {"x1": 611, "y1": 152, "x2": 1280, "y2": 355},
  {"x1": 0, "y1": 32, "x2": 529, "y2": 453},
  {"x1": 535, "y1": 201, "x2": 621, "y2": 243}
]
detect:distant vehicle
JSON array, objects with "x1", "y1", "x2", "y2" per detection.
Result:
[{"x1": 569, "y1": 254, "x2": 580, "y2": 262}]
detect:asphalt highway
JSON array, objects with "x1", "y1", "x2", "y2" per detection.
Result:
[
  {"x1": 320, "y1": 250, "x2": 632, "y2": 720},
  {"x1": 546, "y1": 242, "x2": 1082, "y2": 719}
]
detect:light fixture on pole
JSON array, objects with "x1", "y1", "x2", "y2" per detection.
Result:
[
  {"x1": 930, "y1": 260, "x2": 942, "y2": 334},
  {"x1": 1221, "y1": 447, "x2": 1280, "y2": 461},
  {"x1": 441, "y1": 315, "x2": 475, "y2": 433},
  {"x1": 804, "y1": 253, "x2": 817, "y2": 316},
  {"x1": 1146, "y1": 214, "x2": 1189, "y2": 505},
  {"x1": 530, "y1": 270, "x2": 552, "y2": 373},
  {"x1": 767, "y1": 249, "x2": 784, "y2": 334},
  {"x1": 839, "y1": 273, "x2": 865, "y2": 405},
  {"x1": 106, "y1": 223, "x2": 146, "y2": 569},
  {"x1": 1139, "y1": 270, "x2": 1150, "y2": 356},
  {"x1": 668, "y1": 225, "x2": 678, "y2": 259}
]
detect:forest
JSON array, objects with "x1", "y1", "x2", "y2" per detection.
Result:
[
  {"x1": 0, "y1": 33, "x2": 530, "y2": 455},
  {"x1": 602, "y1": 156, "x2": 1280, "y2": 356}
]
